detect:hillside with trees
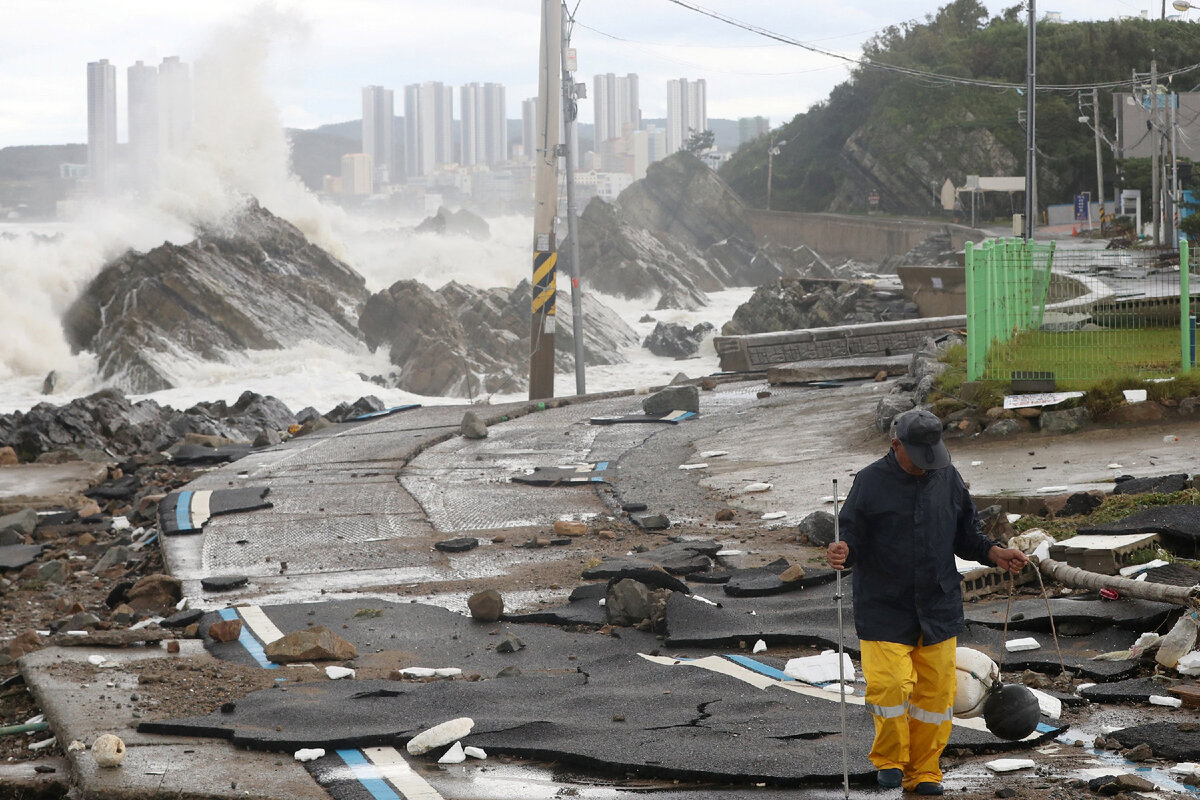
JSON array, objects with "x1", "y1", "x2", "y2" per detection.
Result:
[{"x1": 719, "y1": 0, "x2": 1200, "y2": 219}]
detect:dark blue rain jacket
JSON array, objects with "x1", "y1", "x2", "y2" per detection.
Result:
[{"x1": 837, "y1": 450, "x2": 997, "y2": 646}]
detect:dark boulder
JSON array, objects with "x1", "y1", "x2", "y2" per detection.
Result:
[{"x1": 642, "y1": 321, "x2": 715, "y2": 358}]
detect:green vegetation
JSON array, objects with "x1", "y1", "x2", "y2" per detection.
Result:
[
  {"x1": 719, "y1": 0, "x2": 1200, "y2": 215},
  {"x1": 353, "y1": 608, "x2": 383, "y2": 618},
  {"x1": 983, "y1": 328, "x2": 1184, "y2": 385}
]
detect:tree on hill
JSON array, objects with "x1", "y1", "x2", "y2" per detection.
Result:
[{"x1": 719, "y1": 2, "x2": 1200, "y2": 219}]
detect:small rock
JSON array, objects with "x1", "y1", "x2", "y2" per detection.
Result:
[
  {"x1": 460, "y1": 411, "x2": 488, "y2": 439},
  {"x1": 208, "y1": 619, "x2": 243, "y2": 643},
  {"x1": 699, "y1": 377, "x2": 717, "y2": 390},
  {"x1": 407, "y1": 718, "x2": 475, "y2": 755},
  {"x1": 91, "y1": 734, "x2": 126, "y2": 767},
  {"x1": 632, "y1": 514, "x2": 670, "y2": 531},
  {"x1": 201, "y1": 575, "x2": 250, "y2": 591},
  {"x1": 434, "y1": 537, "x2": 479, "y2": 553},
  {"x1": 467, "y1": 590, "x2": 504, "y2": 623},
  {"x1": 166, "y1": 640, "x2": 180, "y2": 654},
  {"x1": 1124, "y1": 742, "x2": 1153, "y2": 762},
  {"x1": 757, "y1": 390, "x2": 772, "y2": 399},
  {"x1": 264, "y1": 625, "x2": 357, "y2": 663},
  {"x1": 779, "y1": 565, "x2": 805, "y2": 582},
  {"x1": 598, "y1": 530, "x2": 616, "y2": 540},
  {"x1": 496, "y1": 633, "x2": 525, "y2": 654},
  {"x1": 995, "y1": 788, "x2": 1017, "y2": 798},
  {"x1": 0, "y1": 446, "x2": 18, "y2": 466},
  {"x1": 553, "y1": 520, "x2": 587, "y2": 537},
  {"x1": 715, "y1": 508, "x2": 735, "y2": 522},
  {"x1": 797, "y1": 510, "x2": 835, "y2": 546}
]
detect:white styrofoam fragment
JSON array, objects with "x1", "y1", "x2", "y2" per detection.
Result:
[
  {"x1": 1006, "y1": 637, "x2": 1041, "y2": 652},
  {"x1": 294, "y1": 748, "x2": 325, "y2": 762},
  {"x1": 438, "y1": 741, "x2": 466, "y2": 764},
  {"x1": 325, "y1": 666, "x2": 355, "y2": 680},
  {"x1": 743, "y1": 482, "x2": 772, "y2": 493},
  {"x1": 986, "y1": 758, "x2": 1035, "y2": 772},
  {"x1": 783, "y1": 651, "x2": 855, "y2": 685},
  {"x1": 1027, "y1": 687, "x2": 1062, "y2": 719},
  {"x1": 1150, "y1": 695, "x2": 1182, "y2": 707},
  {"x1": 760, "y1": 511, "x2": 787, "y2": 520},
  {"x1": 464, "y1": 745, "x2": 487, "y2": 759},
  {"x1": 752, "y1": 639, "x2": 767, "y2": 654},
  {"x1": 678, "y1": 463, "x2": 708, "y2": 470}
]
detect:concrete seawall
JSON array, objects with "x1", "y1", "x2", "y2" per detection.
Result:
[
  {"x1": 714, "y1": 316, "x2": 966, "y2": 372},
  {"x1": 746, "y1": 210, "x2": 986, "y2": 263}
]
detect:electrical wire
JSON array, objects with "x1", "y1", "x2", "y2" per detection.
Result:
[{"x1": 661, "y1": 0, "x2": 1200, "y2": 94}]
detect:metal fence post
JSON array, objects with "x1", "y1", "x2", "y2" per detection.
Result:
[
  {"x1": 1183, "y1": 240, "x2": 1192, "y2": 374},
  {"x1": 966, "y1": 241, "x2": 979, "y2": 381}
]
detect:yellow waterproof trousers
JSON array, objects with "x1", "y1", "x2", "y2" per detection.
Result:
[{"x1": 860, "y1": 637, "x2": 956, "y2": 790}]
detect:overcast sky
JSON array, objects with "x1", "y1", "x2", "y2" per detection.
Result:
[{"x1": 0, "y1": 0, "x2": 1171, "y2": 147}]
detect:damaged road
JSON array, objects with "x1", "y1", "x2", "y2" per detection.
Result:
[{"x1": 6, "y1": 378, "x2": 1200, "y2": 799}]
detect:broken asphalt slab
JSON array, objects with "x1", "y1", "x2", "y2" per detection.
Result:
[
  {"x1": 964, "y1": 594, "x2": 1179, "y2": 635},
  {"x1": 197, "y1": 598, "x2": 661, "y2": 673},
  {"x1": 140, "y1": 651, "x2": 1062, "y2": 787},
  {"x1": 1109, "y1": 722, "x2": 1200, "y2": 760},
  {"x1": 1078, "y1": 505, "x2": 1200, "y2": 557}
]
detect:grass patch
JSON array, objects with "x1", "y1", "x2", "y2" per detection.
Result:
[
  {"x1": 354, "y1": 608, "x2": 383, "y2": 618},
  {"x1": 983, "y1": 328, "x2": 1184, "y2": 384}
]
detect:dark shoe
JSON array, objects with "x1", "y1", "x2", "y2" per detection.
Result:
[
  {"x1": 915, "y1": 782, "x2": 944, "y2": 795},
  {"x1": 877, "y1": 768, "x2": 903, "y2": 788}
]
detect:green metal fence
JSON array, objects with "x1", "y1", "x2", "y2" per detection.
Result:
[{"x1": 965, "y1": 238, "x2": 1194, "y2": 384}]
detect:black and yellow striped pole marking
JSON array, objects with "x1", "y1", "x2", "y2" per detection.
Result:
[{"x1": 529, "y1": 246, "x2": 557, "y2": 399}]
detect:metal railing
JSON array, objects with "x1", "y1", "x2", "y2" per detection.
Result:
[{"x1": 966, "y1": 239, "x2": 1194, "y2": 384}]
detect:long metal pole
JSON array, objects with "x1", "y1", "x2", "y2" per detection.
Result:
[
  {"x1": 1024, "y1": 0, "x2": 1036, "y2": 240},
  {"x1": 766, "y1": 135, "x2": 775, "y2": 211},
  {"x1": 1170, "y1": 95, "x2": 1179, "y2": 247},
  {"x1": 1094, "y1": 87, "x2": 1104, "y2": 228},
  {"x1": 561, "y1": 9, "x2": 585, "y2": 396},
  {"x1": 1152, "y1": 59, "x2": 1161, "y2": 246},
  {"x1": 529, "y1": 0, "x2": 562, "y2": 400},
  {"x1": 832, "y1": 479, "x2": 850, "y2": 800}
]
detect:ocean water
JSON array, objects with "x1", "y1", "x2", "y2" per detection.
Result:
[
  {"x1": 0, "y1": 12, "x2": 750, "y2": 418},
  {"x1": 0, "y1": 213, "x2": 751, "y2": 417}
]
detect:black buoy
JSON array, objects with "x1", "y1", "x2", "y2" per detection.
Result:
[{"x1": 982, "y1": 683, "x2": 1041, "y2": 741}]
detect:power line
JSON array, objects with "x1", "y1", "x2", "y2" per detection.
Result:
[{"x1": 662, "y1": 0, "x2": 1200, "y2": 94}]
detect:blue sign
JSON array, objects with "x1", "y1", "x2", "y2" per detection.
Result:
[{"x1": 1073, "y1": 193, "x2": 1090, "y2": 221}]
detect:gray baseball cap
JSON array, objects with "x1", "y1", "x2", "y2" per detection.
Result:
[{"x1": 893, "y1": 409, "x2": 951, "y2": 470}]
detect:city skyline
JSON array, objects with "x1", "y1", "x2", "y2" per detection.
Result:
[{"x1": 1, "y1": 0, "x2": 1155, "y2": 148}]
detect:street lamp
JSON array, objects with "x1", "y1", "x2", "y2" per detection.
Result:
[
  {"x1": 766, "y1": 135, "x2": 787, "y2": 211},
  {"x1": 1173, "y1": 0, "x2": 1197, "y2": 14}
]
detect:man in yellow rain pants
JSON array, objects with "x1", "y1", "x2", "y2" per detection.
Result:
[{"x1": 826, "y1": 409, "x2": 1028, "y2": 795}]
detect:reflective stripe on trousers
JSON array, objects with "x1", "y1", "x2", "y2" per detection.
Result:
[{"x1": 860, "y1": 637, "x2": 957, "y2": 790}]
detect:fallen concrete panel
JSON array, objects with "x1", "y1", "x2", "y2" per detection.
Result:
[
  {"x1": 963, "y1": 595, "x2": 1178, "y2": 635},
  {"x1": 0, "y1": 543, "x2": 42, "y2": 571},
  {"x1": 589, "y1": 410, "x2": 696, "y2": 425},
  {"x1": 140, "y1": 651, "x2": 1062, "y2": 787},
  {"x1": 19, "y1": 644, "x2": 329, "y2": 800},
  {"x1": 1109, "y1": 722, "x2": 1200, "y2": 760},
  {"x1": 511, "y1": 462, "x2": 613, "y2": 486},
  {"x1": 766, "y1": 355, "x2": 909, "y2": 385},
  {"x1": 1079, "y1": 506, "x2": 1200, "y2": 558}
]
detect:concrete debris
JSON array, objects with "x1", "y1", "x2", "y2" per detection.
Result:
[
  {"x1": 797, "y1": 510, "x2": 835, "y2": 546},
  {"x1": 464, "y1": 745, "x2": 487, "y2": 759},
  {"x1": 324, "y1": 666, "x2": 355, "y2": 680},
  {"x1": 496, "y1": 632, "x2": 525, "y2": 653},
  {"x1": 90, "y1": 734, "x2": 125, "y2": 767},
  {"x1": 207, "y1": 619, "x2": 243, "y2": 643},
  {"x1": 643, "y1": 385, "x2": 699, "y2": 416},
  {"x1": 407, "y1": 717, "x2": 474, "y2": 755},
  {"x1": 434, "y1": 537, "x2": 479, "y2": 553},
  {"x1": 1005, "y1": 637, "x2": 1040, "y2": 652}
]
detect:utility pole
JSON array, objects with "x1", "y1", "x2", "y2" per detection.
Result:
[
  {"x1": 1170, "y1": 93, "x2": 1179, "y2": 246},
  {"x1": 1152, "y1": 58, "x2": 1161, "y2": 245},
  {"x1": 1093, "y1": 87, "x2": 1104, "y2": 227},
  {"x1": 1024, "y1": 0, "x2": 1036, "y2": 240},
  {"x1": 529, "y1": 0, "x2": 562, "y2": 400},
  {"x1": 561, "y1": 8, "x2": 586, "y2": 396}
]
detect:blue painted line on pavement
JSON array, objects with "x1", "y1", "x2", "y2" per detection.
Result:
[
  {"x1": 174, "y1": 491, "x2": 193, "y2": 532},
  {"x1": 218, "y1": 608, "x2": 277, "y2": 669},
  {"x1": 337, "y1": 749, "x2": 402, "y2": 800},
  {"x1": 725, "y1": 654, "x2": 794, "y2": 681}
]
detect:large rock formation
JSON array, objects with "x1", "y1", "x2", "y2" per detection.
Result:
[
  {"x1": 575, "y1": 153, "x2": 784, "y2": 309},
  {"x1": 359, "y1": 279, "x2": 639, "y2": 397},
  {"x1": 62, "y1": 199, "x2": 370, "y2": 393}
]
